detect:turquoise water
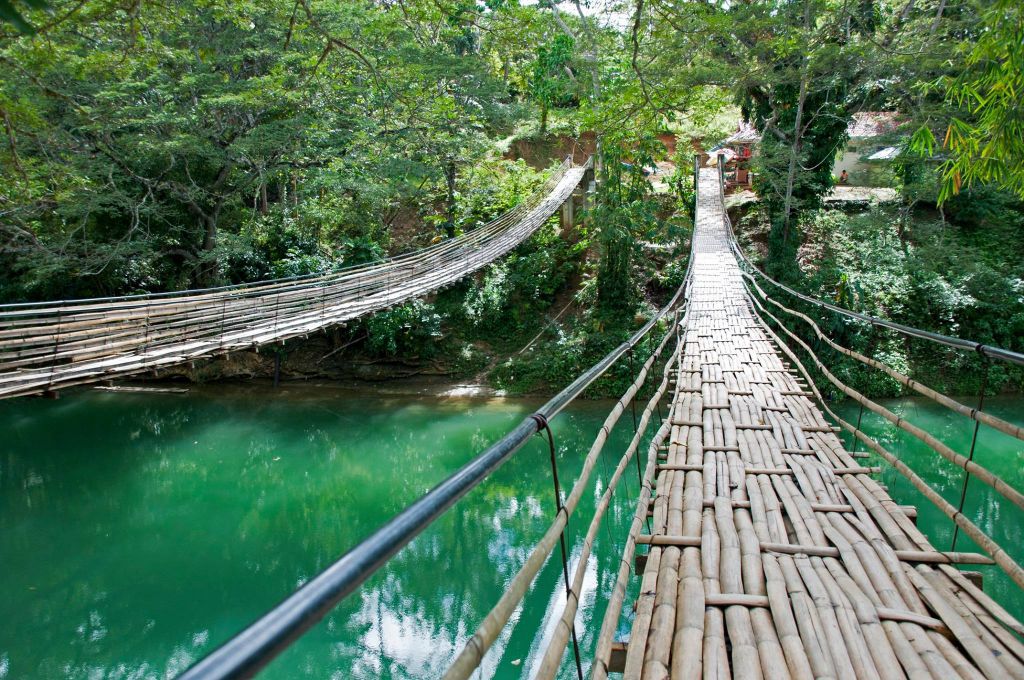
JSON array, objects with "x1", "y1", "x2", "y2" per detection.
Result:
[
  {"x1": 3, "y1": 384, "x2": 1022, "y2": 679},
  {"x1": 837, "y1": 395, "x2": 1024, "y2": 621},
  {"x1": 0, "y1": 385, "x2": 649, "y2": 679}
]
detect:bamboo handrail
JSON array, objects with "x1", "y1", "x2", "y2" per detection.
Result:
[
  {"x1": 533, "y1": 318, "x2": 682, "y2": 680},
  {"x1": 726, "y1": 226, "x2": 1024, "y2": 367},
  {"x1": 748, "y1": 291, "x2": 1024, "y2": 592},
  {"x1": 591, "y1": 379, "x2": 673, "y2": 680},
  {"x1": 747, "y1": 277, "x2": 1024, "y2": 442},
  {"x1": 743, "y1": 275, "x2": 1024, "y2": 514},
  {"x1": 440, "y1": 163, "x2": 700, "y2": 680},
  {"x1": 0, "y1": 157, "x2": 588, "y2": 315},
  {"x1": 442, "y1": 315, "x2": 684, "y2": 680}
]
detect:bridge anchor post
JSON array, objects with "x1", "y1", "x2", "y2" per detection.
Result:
[{"x1": 559, "y1": 198, "x2": 574, "y2": 235}]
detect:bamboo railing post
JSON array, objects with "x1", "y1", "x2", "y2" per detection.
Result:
[
  {"x1": 850, "y1": 323, "x2": 871, "y2": 456},
  {"x1": 273, "y1": 292, "x2": 281, "y2": 338},
  {"x1": 320, "y1": 279, "x2": 327, "y2": 324},
  {"x1": 951, "y1": 356, "x2": 990, "y2": 551},
  {"x1": 218, "y1": 297, "x2": 226, "y2": 351},
  {"x1": 47, "y1": 308, "x2": 62, "y2": 390},
  {"x1": 628, "y1": 346, "x2": 639, "y2": 431}
]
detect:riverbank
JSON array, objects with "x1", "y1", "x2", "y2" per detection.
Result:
[{"x1": 729, "y1": 195, "x2": 1024, "y2": 397}]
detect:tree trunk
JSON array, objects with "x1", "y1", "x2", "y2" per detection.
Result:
[
  {"x1": 781, "y1": 0, "x2": 812, "y2": 242},
  {"x1": 444, "y1": 162, "x2": 457, "y2": 238},
  {"x1": 198, "y1": 214, "x2": 218, "y2": 285},
  {"x1": 781, "y1": 76, "x2": 807, "y2": 242},
  {"x1": 259, "y1": 183, "x2": 269, "y2": 214}
]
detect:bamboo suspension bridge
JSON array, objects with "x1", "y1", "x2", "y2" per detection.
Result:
[
  {"x1": 6, "y1": 156, "x2": 1024, "y2": 679},
  {"x1": 0, "y1": 158, "x2": 589, "y2": 400}
]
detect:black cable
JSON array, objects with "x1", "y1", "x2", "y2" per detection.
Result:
[
  {"x1": 531, "y1": 413, "x2": 584, "y2": 680},
  {"x1": 952, "y1": 355, "x2": 990, "y2": 551}
]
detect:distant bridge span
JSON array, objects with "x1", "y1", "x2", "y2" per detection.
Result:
[{"x1": 0, "y1": 158, "x2": 590, "y2": 399}]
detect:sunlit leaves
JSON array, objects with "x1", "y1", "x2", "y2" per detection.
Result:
[
  {"x1": 0, "y1": 0, "x2": 535, "y2": 299},
  {"x1": 0, "y1": 0, "x2": 46, "y2": 34},
  {"x1": 919, "y1": 0, "x2": 1024, "y2": 202}
]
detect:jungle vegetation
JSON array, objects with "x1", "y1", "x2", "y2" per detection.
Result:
[{"x1": 0, "y1": 0, "x2": 1020, "y2": 395}]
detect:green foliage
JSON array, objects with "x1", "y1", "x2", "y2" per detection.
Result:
[
  {"x1": 490, "y1": 321, "x2": 663, "y2": 397},
  {"x1": 453, "y1": 158, "x2": 548, "y2": 233},
  {"x1": 909, "y1": 0, "x2": 1024, "y2": 203},
  {"x1": 757, "y1": 199, "x2": 1024, "y2": 395},
  {"x1": 0, "y1": 0, "x2": 45, "y2": 34},
  {"x1": 592, "y1": 136, "x2": 663, "y2": 325},
  {"x1": 0, "y1": 0, "x2": 534, "y2": 301},
  {"x1": 457, "y1": 217, "x2": 584, "y2": 340},
  {"x1": 530, "y1": 34, "x2": 577, "y2": 133},
  {"x1": 364, "y1": 300, "x2": 442, "y2": 358}
]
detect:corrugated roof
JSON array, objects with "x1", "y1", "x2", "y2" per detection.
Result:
[
  {"x1": 720, "y1": 112, "x2": 900, "y2": 146},
  {"x1": 725, "y1": 121, "x2": 761, "y2": 144},
  {"x1": 867, "y1": 146, "x2": 900, "y2": 160}
]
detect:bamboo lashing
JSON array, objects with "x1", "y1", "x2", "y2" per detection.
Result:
[{"x1": 635, "y1": 534, "x2": 994, "y2": 564}]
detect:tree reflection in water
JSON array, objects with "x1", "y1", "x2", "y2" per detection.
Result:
[{"x1": 0, "y1": 384, "x2": 646, "y2": 679}]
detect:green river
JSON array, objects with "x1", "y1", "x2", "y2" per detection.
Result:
[{"x1": 0, "y1": 385, "x2": 1021, "y2": 679}]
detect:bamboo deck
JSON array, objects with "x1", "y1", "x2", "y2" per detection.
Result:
[{"x1": 603, "y1": 168, "x2": 1024, "y2": 679}]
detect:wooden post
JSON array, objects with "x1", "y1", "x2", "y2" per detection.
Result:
[{"x1": 559, "y1": 198, "x2": 574, "y2": 235}]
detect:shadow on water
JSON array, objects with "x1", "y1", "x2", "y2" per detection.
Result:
[{"x1": 0, "y1": 383, "x2": 653, "y2": 679}]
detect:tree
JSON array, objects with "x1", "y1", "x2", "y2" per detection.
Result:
[
  {"x1": 592, "y1": 135, "x2": 660, "y2": 325},
  {"x1": 0, "y1": 0, "x2": 530, "y2": 299},
  {"x1": 911, "y1": 0, "x2": 1024, "y2": 203},
  {"x1": 530, "y1": 34, "x2": 577, "y2": 134}
]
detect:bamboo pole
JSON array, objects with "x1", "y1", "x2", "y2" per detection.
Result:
[
  {"x1": 753, "y1": 277, "x2": 1024, "y2": 443},
  {"x1": 534, "y1": 333, "x2": 679, "y2": 680},
  {"x1": 445, "y1": 318, "x2": 681, "y2": 680},
  {"x1": 752, "y1": 296, "x2": 1024, "y2": 592},
  {"x1": 745, "y1": 277, "x2": 1024, "y2": 514}
]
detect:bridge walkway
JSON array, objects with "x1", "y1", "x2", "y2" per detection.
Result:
[{"x1": 600, "y1": 168, "x2": 1024, "y2": 679}]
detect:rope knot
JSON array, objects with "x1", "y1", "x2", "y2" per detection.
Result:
[{"x1": 530, "y1": 412, "x2": 549, "y2": 430}]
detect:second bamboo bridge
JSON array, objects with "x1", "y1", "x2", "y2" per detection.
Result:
[{"x1": 0, "y1": 158, "x2": 589, "y2": 400}]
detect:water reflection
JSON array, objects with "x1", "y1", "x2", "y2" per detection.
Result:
[{"x1": 0, "y1": 385, "x2": 645, "y2": 679}]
